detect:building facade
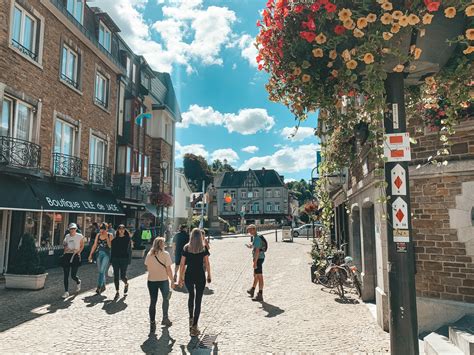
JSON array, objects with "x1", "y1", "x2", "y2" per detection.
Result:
[
  {"x1": 215, "y1": 169, "x2": 289, "y2": 226},
  {"x1": 171, "y1": 169, "x2": 192, "y2": 228}
]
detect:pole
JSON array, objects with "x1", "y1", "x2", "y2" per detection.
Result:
[
  {"x1": 384, "y1": 72, "x2": 419, "y2": 355},
  {"x1": 160, "y1": 173, "x2": 165, "y2": 238},
  {"x1": 199, "y1": 180, "x2": 205, "y2": 229},
  {"x1": 275, "y1": 229, "x2": 277, "y2": 242}
]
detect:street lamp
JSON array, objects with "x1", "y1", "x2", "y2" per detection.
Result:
[{"x1": 159, "y1": 160, "x2": 169, "y2": 238}]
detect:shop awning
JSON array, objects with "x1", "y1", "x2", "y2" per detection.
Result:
[
  {"x1": 145, "y1": 204, "x2": 158, "y2": 217},
  {"x1": 28, "y1": 180, "x2": 125, "y2": 215},
  {"x1": 0, "y1": 174, "x2": 42, "y2": 211}
]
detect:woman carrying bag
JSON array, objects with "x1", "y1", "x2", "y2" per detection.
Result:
[
  {"x1": 179, "y1": 228, "x2": 211, "y2": 337},
  {"x1": 111, "y1": 224, "x2": 132, "y2": 299},
  {"x1": 61, "y1": 223, "x2": 84, "y2": 298},
  {"x1": 88, "y1": 223, "x2": 112, "y2": 294},
  {"x1": 145, "y1": 237, "x2": 176, "y2": 333}
]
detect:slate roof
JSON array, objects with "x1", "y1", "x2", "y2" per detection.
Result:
[
  {"x1": 218, "y1": 169, "x2": 285, "y2": 188},
  {"x1": 150, "y1": 71, "x2": 182, "y2": 122}
]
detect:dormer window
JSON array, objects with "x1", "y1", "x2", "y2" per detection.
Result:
[
  {"x1": 98, "y1": 21, "x2": 111, "y2": 52},
  {"x1": 67, "y1": 0, "x2": 84, "y2": 24}
]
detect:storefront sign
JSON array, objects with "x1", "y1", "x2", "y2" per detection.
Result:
[
  {"x1": 44, "y1": 197, "x2": 121, "y2": 213},
  {"x1": 131, "y1": 172, "x2": 141, "y2": 186},
  {"x1": 384, "y1": 133, "x2": 411, "y2": 162}
]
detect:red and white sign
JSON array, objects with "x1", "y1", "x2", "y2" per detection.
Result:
[
  {"x1": 384, "y1": 133, "x2": 411, "y2": 162},
  {"x1": 391, "y1": 164, "x2": 407, "y2": 196},
  {"x1": 131, "y1": 172, "x2": 141, "y2": 186},
  {"x1": 392, "y1": 197, "x2": 408, "y2": 229}
]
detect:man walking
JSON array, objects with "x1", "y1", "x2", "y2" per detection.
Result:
[
  {"x1": 246, "y1": 224, "x2": 265, "y2": 302},
  {"x1": 172, "y1": 224, "x2": 189, "y2": 282}
]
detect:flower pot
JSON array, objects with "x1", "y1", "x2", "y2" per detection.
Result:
[
  {"x1": 5, "y1": 273, "x2": 48, "y2": 290},
  {"x1": 132, "y1": 249, "x2": 146, "y2": 259}
]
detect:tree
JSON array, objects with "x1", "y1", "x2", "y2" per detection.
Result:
[
  {"x1": 183, "y1": 154, "x2": 213, "y2": 191},
  {"x1": 210, "y1": 159, "x2": 235, "y2": 174},
  {"x1": 287, "y1": 179, "x2": 313, "y2": 206}
]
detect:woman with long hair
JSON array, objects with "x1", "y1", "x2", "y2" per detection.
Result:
[
  {"x1": 111, "y1": 224, "x2": 132, "y2": 299},
  {"x1": 88, "y1": 222, "x2": 112, "y2": 294},
  {"x1": 179, "y1": 228, "x2": 211, "y2": 337},
  {"x1": 145, "y1": 237, "x2": 175, "y2": 332}
]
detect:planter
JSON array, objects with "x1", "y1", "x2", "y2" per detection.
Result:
[
  {"x1": 5, "y1": 273, "x2": 48, "y2": 290},
  {"x1": 132, "y1": 249, "x2": 146, "y2": 259}
]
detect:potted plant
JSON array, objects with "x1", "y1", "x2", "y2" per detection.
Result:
[
  {"x1": 5, "y1": 234, "x2": 48, "y2": 290},
  {"x1": 131, "y1": 229, "x2": 147, "y2": 258}
]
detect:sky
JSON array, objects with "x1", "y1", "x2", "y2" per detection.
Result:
[{"x1": 94, "y1": 0, "x2": 320, "y2": 182}]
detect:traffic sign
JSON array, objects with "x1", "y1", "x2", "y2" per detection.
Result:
[
  {"x1": 384, "y1": 133, "x2": 411, "y2": 162},
  {"x1": 392, "y1": 197, "x2": 408, "y2": 229},
  {"x1": 391, "y1": 164, "x2": 407, "y2": 195}
]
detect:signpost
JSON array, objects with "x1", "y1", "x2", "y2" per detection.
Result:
[
  {"x1": 141, "y1": 176, "x2": 152, "y2": 193},
  {"x1": 131, "y1": 172, "x2": 141, "y2": 186}
]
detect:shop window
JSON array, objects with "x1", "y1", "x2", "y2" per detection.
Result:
[{"x1": 24, "y1": 211, "x2": 40, "y2": 245}]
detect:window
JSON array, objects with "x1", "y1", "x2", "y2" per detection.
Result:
[
  {"x1": 230, "y1": 191, "x2": 236, "y2": 199},
  {"x1": 126, "y1": 56, "x2": 131, "y2": 78},
  {"x1": 132, "y1": 63, "x2": 137, "y2": 83},
  {"x1": 241, "y1": 190, "x2": 247, "y2": 199},
  {"x1": 98, "y1": 22, "x2": 111, "y2": 52},
  {"x1": 95, "y1": 72, "x2": 108, "y2": 108},
  {"x1": 248, "y1": 191, "x2": 253, "y2": 198},
  {"x1": 266, "y1": 189, "x2": 272, "y2": 198},
  {"x1": 144, "y1": 155, "x2": 149, "y2": 177},
  {"x1": 275, "y1": 202, "x2": 280, "y2": 212},
  {"x1": 138, "y1": 153, "x2": 142, "y2": 174},
  {"x1": 254, "y1": 190, "x2": 259, "y2": 198},
  {"x1": 164, "y1": 167, "x2": 169, "y2": 183},
  {"x1": 66, "y1": 0, "x2": 84, "y2": 24},
  {"x1": 11, "y1": 3, "x2": 38, "y2": 61},
  {"x1": 253, "y1": 202, "x2": 260, "y2": 213},
  {"x1": 60, "y1": 44, "x2": 79, "y2": 88},
  {"x1": 266, "y1": 202, "x2": 272, "y2": 212},
  {"x1": 126, "y1": 146, "x2": 132, "y2": 173},
  {"x1": 275, "y1": 190, "x2": 281, "y2": 198},
  {"x1": 1, "y1": 96, "x2": 34, "y2": 141},
  {"x1": 89, "y1": 135, "x2": 106, "y2": 166},
  {"x1": 54, "y1": 120, "x2": 75, "y2": 156},
  {"x1": 118, "y1": 82, "x2": 125, "y2": 135}
]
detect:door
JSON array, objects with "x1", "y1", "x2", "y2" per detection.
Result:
[{"x1": 0, "y1": 210, "x2": 11, "y2": 274}]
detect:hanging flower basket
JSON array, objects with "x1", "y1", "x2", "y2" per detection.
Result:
[{"x1": 155, "y1": 192, "x2": 173, "y2": 207}]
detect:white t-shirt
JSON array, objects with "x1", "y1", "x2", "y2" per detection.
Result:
[
  {"x1": 64, "y1": 233, "x2": 84, "y2": 251},
  {"x1": 145, "y1": 251, "x2": 172, "y2": 281}
]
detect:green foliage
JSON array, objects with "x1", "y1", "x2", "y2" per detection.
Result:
[
  {"x1": 287, "y1": 179, "x2": 313, "y2": 206},
  {"x1": 299, "y1": 211, "x2": 310, "y2": 223},
  {"x1": 191, "y1": 215, "x2": 208, "y2": 229},
  {"x1": 183, "y1": 154, "x2": 213, "y2": 191},
  {"x1": 10, "y1": 234, "x2": 45, "y2": 275}
]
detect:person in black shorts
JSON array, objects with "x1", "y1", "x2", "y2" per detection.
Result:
[
  {"x1": 172, "y1": 224, "x2": 189, "y2": 282},
  {"x1": 178, "y1": 228, "x2": 211, "y2": 337},
  {"x1": 246, "y1": 224, "x2": 265, "y2": 302}
]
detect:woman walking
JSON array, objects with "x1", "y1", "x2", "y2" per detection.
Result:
[
  {"x1": 61, "y1": 223, "x2": 84, "y2": 298},
  {"x1": 88, "y1": 222, "x2": 112, "y2": 294},
  {"x1": 179, "y1": 228, "x2": 211, "y2": 337},
  {"x1": 111, "y1": 224, "x2": 131, "y2": 299},
  {"x1": 145, "y1": 237, "x2": 175, "y2": 332}
]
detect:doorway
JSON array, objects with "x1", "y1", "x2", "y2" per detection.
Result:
[
  {"x1": 362, "y1": 203, "x2": 377, "y2": 301},
  {"x1": 0, "y1": 210, "x2": 11, "y2": 274}
]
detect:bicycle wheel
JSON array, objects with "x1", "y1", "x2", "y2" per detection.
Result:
[
  {"x1": 317, "y1": 271, "x2": 335, "y2": 288},
  {"x1": 353, "y1": 274, "x2": 362, "y2": 298},
  {"x1": 335, "y1": 271, "x2": 345, "y2": 298}
]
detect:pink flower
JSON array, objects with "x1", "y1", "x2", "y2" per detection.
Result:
[
  {"x1": 302, "y1": 16, "x2": 316, "y2": 30},
  {"x1": 334, "y1": 25, "x2": 345, "y2": 35},
  {"x1": 310, "y1": 2, "x2": 321, "y2": 11},
  {"x1": 325, "y1": 2, "x2": 337, "y2": 13},
  {"x1": 299, "y1": 31, "x2": 317, "y2": 42},
  {"x1": 424, "y1": 0, "x2": 440, "y2": 12},
  {"x1": 294, "y1": 5, "x2": 304, "y2": 13}
]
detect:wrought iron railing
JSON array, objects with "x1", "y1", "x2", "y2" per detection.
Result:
[
  {"x1": 52, "y1": 152, "x2": 82, "y2": 179},
  {"x1": 89, "y1": 164, "x2": 112, "y2": 187},
  {"x1": 49, "y1": 0, "x2": 125, "y2": 72},
  {"x1": 95, "y1": 97, "x2": 107, "y2": 108},
  {"x1": 60, "y1": 73, "x2": 79, "y2": 88},
  {"x1": 11, "y1": 39, "x2": 38, "y2": 61},
  {"x1": 0, "y1": 136, "x2": 41, "y2": 170}
]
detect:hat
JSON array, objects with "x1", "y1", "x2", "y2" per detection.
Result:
[
  {"x1": 118, "y1": 224, "x2": 125, "y2": 228},
  {"x1": 68, "y1": 223, "x2": 78, "y2": 230}
]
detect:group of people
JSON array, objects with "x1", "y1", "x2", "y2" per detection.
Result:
[{"x1": 61, "y1": 221, "x2": 266, "y2": 338}]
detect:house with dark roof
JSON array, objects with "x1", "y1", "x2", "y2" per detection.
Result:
[{"x1": 215, "y1": 169, "x2": 289, "y2": 226}]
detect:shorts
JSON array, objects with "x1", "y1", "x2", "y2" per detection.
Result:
[{"x1": 254, "y1": 258, "x2": 264, "y2": 275}]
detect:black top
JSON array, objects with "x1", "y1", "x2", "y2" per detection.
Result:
[
  {"x1": 182, "y1": 247, "x2": 210, "y2": 280},
  {"x1": 111, "y1": 234, "x2": 131, "y2": 259},
  {"x1": 173, "y1": 232, "x2": 189, "y2": 258}
]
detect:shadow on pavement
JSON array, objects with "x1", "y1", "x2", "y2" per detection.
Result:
[
  {"x1": 83, "y1": 293, "x2": 107, "y2": 307},
  {"x1": 259, "y1": 301, "x2": 285, "y2": 317},
  {"x1": 179, "y1": 337, "x2": 200, "y2": 354},
  {"x1": 141, "y1": 327, "x2": 176, "y2": 354},
  {"x1": 334, "y1": 297, "x2": 360, "y2": 305},
  {"x1": 203, "y1": 287, "x2": 214, "y2": 295},
  {"x1": 102, "y1": 295, "x2": 128, "y2": 315}
]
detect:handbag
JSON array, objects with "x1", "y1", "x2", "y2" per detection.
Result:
[{"x1": 107, "y1": 264, "x2": 114, "y2": 277}]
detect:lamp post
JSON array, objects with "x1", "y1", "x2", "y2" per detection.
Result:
[
  {"x1": 310, "y1": 166, "x2": 318, "y2": 239},
  {"x1": 159, "y1": 160, "x2": 169, "y2": 238}
]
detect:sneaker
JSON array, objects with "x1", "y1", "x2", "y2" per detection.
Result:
[
  {"x1": 124, "y1": 283, "x2": 129, "y2": 294},
  {"x1": 114, "y1": 292, "x2": 120, "y2": 300},
  {"x1": 62, "y1": 291, "x2": 69, "y2": 299},
  {"x1": 247, "y1": 287, "x2": 255, "y2": 298},
  {"x1": 96, "y1": 287, "x2": 101, "y2": 294},
  {"x1": 150, "y1": 321, "x2": 156, "y2": 333},
  {"x1": 190, "y1": 325, "x2": 201, "y2": 337},
  {"x1": 75, "y1": 280, "x2": 81, "y2": 293},
  {"x1": 161, "y1": 318, "x2": 172, "y2": 327},
  {"x1": 100, "y1": 285, "x2": 106, "y2": 293},
  {"x1": 254, "y1": 292, "x2": 263, "y2": 302}
]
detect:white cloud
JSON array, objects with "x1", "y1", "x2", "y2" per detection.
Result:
[
  {"x1": 94, "y1": 0, "x2": 236, "y2": 73},
  {"x1": 211, "y1": 149, "x2": 239, "y2": 164},
  {"x1": 241, "y1": 146, "x2": 259, "y2": 153},
  {"x1": 240, "y1": 144, "x2": 320, "y2": 174},
  {"x1": 175, "y1": 142, "x2": 209, "y2": 159},
  {"x1": 237, "y1": 34, "x2": 258, "y2": 68},
  {"x1": 285, "y1": 178, "x2": 297, "y2": 183},
  {"x1": 232, "y1": 63, "x2": 237, "y2": 70},
  {"x1": 178, "y1": 105, "x2": 275, "y2": 135},
  {"x1": 281, "y1": 127, "x2": 315, "y2": 142}
]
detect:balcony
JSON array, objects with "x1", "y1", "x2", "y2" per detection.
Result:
[
  {"x1": 114, "y1": 174, "x2": 147, "y2": 202},
  {"x1": 89, "y1": 164, "x2": 112, "y2": 188},
  {"x1": 0, "y1": 136, "x2": 41, "y2": 173},
  {"x1": 52, "y1": 153, "x2": 82, "y2": 182}
]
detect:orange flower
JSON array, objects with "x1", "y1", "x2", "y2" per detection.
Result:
[
  {"x1": 315, "y1": 33, "x2": 327, "y2": 44},
  {"x1": 425, "y1": 76, "x2": 436, "y2": 86},
  {"x1": 381, "y1": 2, "x2": 393, "y2": 11},
  {"x1": 408, "y1": 14, "x2": 420, "y2": 25},
  {"x1": 338, "y1": 8, "x2": 352, "y2": 21},
  {"x1": 383, "y1": 32, "x2": 393, "y2": 40},
  {"x1": 353, "y1": 28, "x2": 365, "y2": 38},
  {"x1": 392, "y1": 10, "x2": 403, "y2": 20},
  {"x1": 399, "y1": 16, "x2": 409, "y2": 27},
  {"x1": 444, "y1": 7, "x2": 456, "y2": 19},
  {"x1": 344, "y1": 19, "x2": 355, "y2": 30},
  {"x1": 466, "y1": 29, "x2": 474, "y2": 40},
  {"x1": 341, "y1": 49, "x2": 351, "y2": 61},
  {"x1": 346, "y1": 60, "x2": 358, "y2": 70},
  {"x1": 312, "y1": 48, "x2": 324, "y2": 58},
  {"x1": 382, "y1": 47, "x2": 391, "y2": 54},
  {"x1": 393, "y1": 64, "x2": 404, "y2": 72},
  {"x1": 466, "y1": 5, "x2": 474, "y2": 17},
  {"x1": 363, "y1": 53, "x2": 375, "y2": 64},
  {"x1": 381, "y1": 13, "x2": 393, "y2": 25},
  {"x1": 391, "y1": 24, "x2": 401, "y2": 33},
  {"x1": 329, "y1": 50, "x2": 337, "y2": 60},
  {"x1": 414, "y1": 47, "x2": 422, "y2": 59},
  {"x1": 422, "y1": 13, "x2": 434, "y2": 24},
  {"x1": 302, "y1": 74, "x2": 311, "y2": 83},
  {"x1": 293, "y1": 67, "x2": 302, "y2": 75},
  {"x1": 327, "y1": 61, "x2": 334, "y2": 68},
  {"x1": 366, "y1": 13, "x2": 377, "y2": 23},
  {"x1": 463, "y1": 46, "x2": 474, "y2": 55},
  {"x1": 357, "y1": 17, "x2": 368, "y2": 29},
  {"x1": 331, "y1": 70, "x2": 338, "y2": 77}
]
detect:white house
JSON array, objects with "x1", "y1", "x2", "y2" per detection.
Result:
[{"x1": 171, "y1": 170, "x2": 193, "y2": 227}]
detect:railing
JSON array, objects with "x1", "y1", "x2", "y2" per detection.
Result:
[
  {"x1": 89, "y1": 164, "x2": 112, "y2": 187},
  {"x1": 11, "y1": 39, "x2": 38, "y2": 61},
  {"x1": 0, "y1": 136, "x2": 41, "y2": 170},
  {"x1": 60, "y1": 73, "x2": 79, "y2": 88},
  {"x1": 94, "y1": 97, "x2": 107, "y2": 108},
  {"x1": 52, "y1": 152, "x2": 82, "y2": 179},
  {"x1": 49, "y1": 0, "x2": 125, "y2": 71}
]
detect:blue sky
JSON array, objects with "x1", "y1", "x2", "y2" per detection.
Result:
[{"x1": 96, "y1": 0, "x2": 320, "y2": 181}]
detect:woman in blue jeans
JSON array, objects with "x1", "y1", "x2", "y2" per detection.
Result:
[
  {"x1": 88, "y1": 223, "x2": 112, "y2": 294},
  {"x1": 145, "y1": 237, "x2": 175, "y2": 333}
]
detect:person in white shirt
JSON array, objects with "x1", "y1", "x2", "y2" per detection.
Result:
[{"x1": 61, "y1": 223, "x2": 84, "y2": 298}]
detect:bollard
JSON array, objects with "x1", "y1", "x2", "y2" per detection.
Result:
[{"x1": 275, "y1": 229, "x2": 277, "y2": 242}]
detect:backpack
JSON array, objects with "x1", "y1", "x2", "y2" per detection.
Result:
[{"x1": 258, "y1": 235, "x2": 268, "y2": 252}]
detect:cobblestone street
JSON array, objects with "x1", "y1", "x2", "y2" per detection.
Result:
[{"x1": 0, "y1": 231, "x2": 390, "y2": 354}]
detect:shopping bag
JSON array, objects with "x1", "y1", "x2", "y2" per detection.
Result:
[
  {"x1": 107, "y1": 265, "x2": 114, "y2": 277},
  {"x1": 141, "y1": 229, "x2": 152, "y2": 241}
]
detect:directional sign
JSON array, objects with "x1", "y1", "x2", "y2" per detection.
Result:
[
  {"x1": 392, "y1": 197, "x2": 408, "y2": 229},
  {"x1": 393, "y1": 229, "x2": 410, "y2": 243},
  {"x1": 384, "y1": 133, "x2": 411, "y2": 162},
  {"x1": 136, "y1": 112, "x2": 153, "y2": 125},
  {"x1": 391, "y1": 164, "x2": 407, "y2": 196}
]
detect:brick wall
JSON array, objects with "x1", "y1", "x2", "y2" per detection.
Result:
[
  {"x1": 0, "y1": 0, "x2": 118, "y2": 179},
  {"x1": 150, "y1": 137, "x2": 172, "y2": 197}
]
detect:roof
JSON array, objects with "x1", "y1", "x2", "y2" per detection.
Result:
[
  {"x1": 218, "y1": 169, "x2": 285, "y2": 188},
  {"x1": 149, "y1": 71, "x2": 182, "y2": 122},
  {"x1": 90, "y1": 8, "x2": 121, "y2": 33}
]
